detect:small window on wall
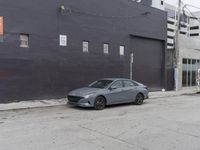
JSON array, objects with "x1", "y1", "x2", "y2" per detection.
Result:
[
  {"x1": 20, "y1": 34, "x2": 29, "y2": 48},
  {"x1": 161, "y1": 0, "x2": 164, "y2": 5},
  {"x1": 182, "y1": 58, "x2": 187, "y2": 64},
  {"x1": 119, "y1": 46, "x2": 125, "y2": 56},
  {"x1": 103, "y1": 43, "x2": 109, "y2": 54},
  {"x1": 83, "y1": 41, "x2": 89, "y2": 52}
]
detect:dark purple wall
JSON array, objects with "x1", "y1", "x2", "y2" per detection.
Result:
[{"x1": 0, "y1": 0, "x2": 167, "y2": 103}]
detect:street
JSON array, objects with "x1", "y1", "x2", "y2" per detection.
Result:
[{"x1": 0, "y1": 95, "x2": 200, "y2": 150}]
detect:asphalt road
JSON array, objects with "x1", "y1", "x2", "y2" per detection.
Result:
[{"x1": 0, "y1": 95, "x2": 200, "y2": 150}]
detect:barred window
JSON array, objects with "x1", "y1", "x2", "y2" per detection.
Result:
[
  {"x1": 20, "y1": 34, "x2": 29, "y2": 48},
  {"x1": 83, "y1": 41, "x2": 89, "y2": 52},
  {"x1": 103, "y1": 43, "x2": 109, "y2": 54}
]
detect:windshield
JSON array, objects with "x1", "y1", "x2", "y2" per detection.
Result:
[{"x1": 88, "y1": 80, "x2": 113, "y2": 89}]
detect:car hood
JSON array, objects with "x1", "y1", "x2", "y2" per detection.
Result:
[{"x1": 68, "y1": 87, "x2": 101, "y2": 97}]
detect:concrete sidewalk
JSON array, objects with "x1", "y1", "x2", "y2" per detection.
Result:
[
  {"x1": 149, "y1": 87, "x2": 198, "y2": 99},
  {"x1": 0, "y1": 99, "x2": 67, "y2": 111},
  {"x1": 0, "y1": 87, "x2": 198, "y2": 111}
]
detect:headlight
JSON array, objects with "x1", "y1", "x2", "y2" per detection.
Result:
[{"x1": 84, "y1": 94, "x2": 94, "y2": 99}]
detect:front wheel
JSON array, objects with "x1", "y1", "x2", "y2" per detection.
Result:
[
  {"x1": 135, "y1": 93, "x2": 144, "y2": 105},
  {"x1": 94, "y1": 96, "x2": 106, "y2": 110}
]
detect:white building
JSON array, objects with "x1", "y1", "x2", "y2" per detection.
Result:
[{"x1": 152, "y1": 0, "x2": 200, "y2": 89}]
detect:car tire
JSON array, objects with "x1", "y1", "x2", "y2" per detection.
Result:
[
  {"x1": 135, "y1": 93, "x2": 144, "y2": 105},
  {"x1": 94, "y1": 96, "x2": 106, "y2": 110}
]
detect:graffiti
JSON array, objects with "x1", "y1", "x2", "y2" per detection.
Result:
[{"x1": 0, "y1": 16, "x2": 3, "y2": 42}]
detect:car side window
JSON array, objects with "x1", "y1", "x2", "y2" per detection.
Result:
[
  {"x1": 123, "y1": 81, "x2": 135, "y2": 87},
  {"x1": 111, "y1": 81, "x2": 123, "y2": 89},
  {"x1": 132, "y1": 81, "x2": 139, "y2": 86}
]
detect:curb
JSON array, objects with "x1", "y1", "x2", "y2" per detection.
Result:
[
  {"x1": 0, "y1": 104, "x2": 66, "y2": 112},
  {"x1": 149, "y1": 89, "x2": 197, "y2": 99},
  {"x1": 149, "y1": 92, "x2": 197, "y2": 100},
  {"x1": 0, "y1": 99, "x2": 67, "y2": 112},
  {"x1": 0, "y1": 90, "x2": 197, "y2": 112}
]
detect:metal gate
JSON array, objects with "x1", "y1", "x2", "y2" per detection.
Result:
[{"x1": 130, "y1": 36, "x2": 165, "y2": 91}]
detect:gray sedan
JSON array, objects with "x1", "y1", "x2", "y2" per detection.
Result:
[{"x1": 67, "y1": 78, "x2": 149, "y2": 110}]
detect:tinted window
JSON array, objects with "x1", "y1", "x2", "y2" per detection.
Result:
[
  {"x1": 123, "y1": 81, "x2": 135, "y2": 87},
  {"x1": 132, "y1": 81, "x2": 139, "y2": 86},
  {"x1": 111, "y1": 81, "x2": 123, "y2": 89},
  {"x1": 89, "y1": 80, "x2": 113, "y2": 89}
]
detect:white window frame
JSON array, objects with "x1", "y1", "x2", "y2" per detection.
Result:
[
  {"x1": 82, "y1": 41, "x2": 89, "y2": 52},
  {"x1": 103, "y1": 43, "x2": 109, "y2": 54},
  {"x1": 59, "y1": 34, "x2": 67, "y2": 46},
  {"x1": 119, "y1": 45, "x2": 125, "y2": 56},
  {"x1": 20, "y1": 34, "x2": 29, "y2": 48}
]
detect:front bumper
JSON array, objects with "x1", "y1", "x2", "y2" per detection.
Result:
[
  {"x1": 67, "y1": 101, "x2": 93, "y2": 107},
  {"x1": 67, "y1": 95, "x2": 95, "y2": 107}
]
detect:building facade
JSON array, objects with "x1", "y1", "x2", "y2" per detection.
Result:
[
  {"x1": 152, "y1": 0, "x2": 200, "y2": 89},
  {"x1": 0, "y1": 0, "x2": 167, "y2": 103}
]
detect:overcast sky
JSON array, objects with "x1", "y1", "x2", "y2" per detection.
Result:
[{"x1": 165, "y1": 0, "x2": 200, "y2": 12}]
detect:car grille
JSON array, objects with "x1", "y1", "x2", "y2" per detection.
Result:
[{"x1": 68, "y1": 95, "x2": 83, "y2": 102}]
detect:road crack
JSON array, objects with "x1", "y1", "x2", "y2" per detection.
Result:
[{"x1": 79, "y1": 125, "x2": 144, "y2": 150}]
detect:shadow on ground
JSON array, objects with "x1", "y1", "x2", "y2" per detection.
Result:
[{"x1": 67, "y1": 101, "x2": 149, "y2": 111}]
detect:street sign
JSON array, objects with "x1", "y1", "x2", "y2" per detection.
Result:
[
  {"x1": 130, "y1": 53, "x2": 134, "y2": 64},
  {"x1": 130, "y1": 53, "x2": 134, "y2": 80}
]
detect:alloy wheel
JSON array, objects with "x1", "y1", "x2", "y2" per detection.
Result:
[
  {"x1": 135, "y1": 93, "x2": 144, "y2": 105},
  {"x1": 94, "y1": 96, "x2": 106, "y2": 110}
]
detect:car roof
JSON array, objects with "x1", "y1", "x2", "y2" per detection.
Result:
[
  {"x1": 101, "y1": 78, "x2": 132, "y2": 81},
  {"x1": 97, "y1": 78, "x2": 143, "y2": 86}
]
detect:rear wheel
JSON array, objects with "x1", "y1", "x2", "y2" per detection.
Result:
[
  {"x1": 135, "y1": 93, "x2": 144, "y2": 105},
  {"x1": 94, "y1": 96, "x2": 106, "y2": 110}
]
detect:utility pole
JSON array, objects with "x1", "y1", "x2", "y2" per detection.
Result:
[{"x1": 174, "y1": 0, "x2": 182, "y2": 91}]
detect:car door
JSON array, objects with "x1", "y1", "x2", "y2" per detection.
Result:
[
  {"x1": 105, "y1": 80, "x2": 125, "y2": 104},
  {"x1": 122, "y1": 80, "x2": 138, "y2": 102}
]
